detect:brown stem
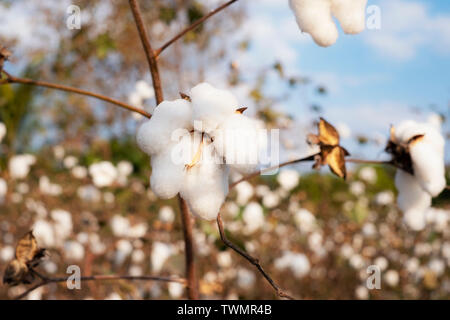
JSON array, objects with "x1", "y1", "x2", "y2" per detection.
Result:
[
  {"x1": 217, "y1": 213, "x2": 295, "y2": 300},
  {"x1": 231, "y1": 153, "x2": 317, "y2": 189},
  {"x1": 178, "y1": 195, "x2": 199, "y2": 299},
  {"x1": 155, "y1": 0, "x2": 240, "y2": 57},
  {"x1": 14, "y1": 272, "x2": 186, "y2": 300},
  {"x1": 1, "y1": 72, "x2": 151, "y2": 118},
  {"x1": 128, "y1": 0, "x2": 163, "y2": 104},
  {"x1": 128, "y1": 0, "x2": 198, "y2": 300}
]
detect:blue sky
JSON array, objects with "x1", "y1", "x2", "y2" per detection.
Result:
[{"x1": 231, "y1": 0, "x2": 450, "y2": 160}]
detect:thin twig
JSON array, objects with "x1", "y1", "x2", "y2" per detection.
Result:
[
  {"x1": 0, "y1": 72, "x2": 151, "y2": 118},
  {"x1": 128, "y1": 0, "x2": 163, "y2": 104},
  {"x1": 178, "y1": 195, "x2": 199, "y2": 299},
  {"x1": 14, "y1": 273, "x2": 186, "y2": 300},
  {"x1": 230, "y1": 153, "x2": 317, "y2": 189},
  {"x1": 217, "y1": 213, "x2": 295, "y2": 300},
  {"x1": 155, "y1": 0, "x2": 240, "y2": 57}
]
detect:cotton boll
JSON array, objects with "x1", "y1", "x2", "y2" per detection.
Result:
[
  {"x1": 33, "y1": 220, "x2": 55, "y2": 248},
  {"x1": 0, "y1": 122, "x2": 6, "y2": 143},
  {"x1": 236, "y1": 268, "x2": 255, "y2": 290},
  {"x1": 168, "y1": 282, "x2": 184, "y2": 299},
  {"x1": 242, "y1": 202, "x2": 264, "y2": 234},
  {"x1": 0, "y1": 246, "x2": 14, "y2": 262},
  {"x1": 151, "y1": 242, "x2": 174, "y2": 273},
  {"x1": 274, "y1": 251, "x2": 311, "y2": 279},
  {"x1": 331, "y1": 0, "x2": 367, "y2": 34},
  {"x1": 395, "y1": 170, "x2": 431, "y2": 230},
  {"x1": 9, "y1": 154, "x2": 36, "y2": 179},
  {"x1": 0, "y1": 178, "x2": 7, "y2": 202},
  {"x1": 158, "y1": 206, "x2": 175, "y2": 223},
  {"x1": 110, "y1": 215, "x2": 131, "y2": 237},
  {"x1": 89, "y1": 161, "x2": 118, "y2": 188},
  {"x1": 181, "y1": 144, "x2": 229, "y2": 221},
  {"x1": 384, "y1": 270, "x2": 399, "y2": 287},
  {"x1": 51, "y1": 209, "x2": 73, "y2": 244},
  {"x1": 150, "y1": 150, "x2": 185, "y2": 199},
  {"x1": 235, "y1": 181, "x2": 254, "y2": 205},
  {"x1": 71, "y1": 166, "x2": 87, "y2": 179},
  {"x1": 135, "y1": 80, "x2": 155, "y2": 99},
  {"x1": 64, "y1": 241, "x2": 85, "y2": 261},
  {"x1": 190, "y1": 83, "x2": 239, "y2": 134},
  {"x1": 136, "y1": 99, "x2": 192, "y2": 156},
  {"x1": 408, "y1": 136, "x2": 445, "y2": 197},
  {"x1": 277, "y1": 169, "x2": 300, "y2": 191},
  {"x1": 294, "y1": 209, "x2": 316, "y2": 233},
  {"x1": 289, "y1": 0, "x2": 338, "y2": 47},
  {"x1": 212, "y1": 114, "x2": 260, "y2": 174},
  {"x1": 114, "y1": 239, "x2": 133, "y2": 265}
]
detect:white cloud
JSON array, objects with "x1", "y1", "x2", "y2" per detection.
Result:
[{"x1": 364, "y1": 0, "x2": 450, "y2": 60}]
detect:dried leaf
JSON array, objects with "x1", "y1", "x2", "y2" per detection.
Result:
[
  {"x1": 235, "y1": 107, "x2": 247, "y2": 114},
  {"x1": 318, "y1": 117, "x2": 339, "y2": 146},
  {"x1": 15, "y1": 231, "x2": 39, "y2": 264},
  {"x1": 324, "y1": 146, "x2": 347, "y2": 179},
  {"x1": 179, "y1": 92, "x2": 191, "y2": 102}
]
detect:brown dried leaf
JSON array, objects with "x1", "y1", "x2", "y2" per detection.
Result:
[
  {"x1": 179, "y1": 92, "x2": 191, "y2": 102},
  {"x1": 324, "y1": 146, "x2": 347, "y2": 179},
  {"x1": 235, "y1": 107, "x2": 248, "y2": 114},
  {"x1": 318, "y1": 117, "x2": 340, "y2": 146}
]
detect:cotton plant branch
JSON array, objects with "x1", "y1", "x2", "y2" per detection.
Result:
[
  {"x1": 0, "y1": 70, "x2": 151, "y2": 118},
  {"x1": 217, "y1": 213, "x2": 295, "y2": 300},
  {"x1": 128, "y1": 0, "x2": 199, "y2": 300},
  {"x1": 154, "y1": 0, "x2": 240, "y2": 57},
  {"x1": 14, "y1": 269, "x2": 185, "y2": 300}
]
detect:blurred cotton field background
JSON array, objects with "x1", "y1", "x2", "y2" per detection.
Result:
[{"x1": 0, "y1": 0, "x2": 449, "y2": 300}]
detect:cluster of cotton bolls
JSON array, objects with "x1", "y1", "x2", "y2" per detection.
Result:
[
  {"x1": 137, "y1": 82, "x2": 262, "y2": 221},
  {"x1": 392, "y1": 120, "x2": 446, "y2": 231},
  {"x1": 289, "y1": 0, "x2": 367, "y2": 47},
  {"x1": 274, "y1": 251, "x2": 311, "y2": 279},
  {"x1": 8, "y1": 154, "x2": 36, "y2": 179}
]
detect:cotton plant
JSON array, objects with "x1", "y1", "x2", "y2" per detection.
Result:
[
  {"x1": 137, "y1": 82, "x2": 262, "y2": 221},
  {"x1": 385, "y1": 120, "x2": 446, "y2": 231},
  {"x1": 289, "y1": 0, "x2": 367, "y2": 47}
]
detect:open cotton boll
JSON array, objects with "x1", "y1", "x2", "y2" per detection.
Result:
[
  {"x1": 181, "y1": 156, "x2": 229, "y2": 220},
  {"x1": 89, "y1": 161, "x2": 118, "y2": 188},
  {"x1": 243, "y1": 202, "x2": 265, "y2": 234},
  {"x1": 212, "y1": 114, "x2": 260, "y2": 174},
  {"x1": 9, "y1": 154, "x2": 36, "y2": 179},
  {"x1": 331, "y1": 0, "x2": 367, "y2": 34},
  {"x1": 394, "y1": 120, "x2": 445, "y2": 197},
  {"x1": 395, "y1": 170, "x2": 431, "y2": 230},
  {"x1": 150, "y1": 149, "x2": 185, "y2": 199},
  {"x1": 190, "y1": 83, "x2": 239, "y2": 133},
  {"x1": 289, "y1": 0, "x2": 338, "y2": 47},
  {"x1": 136, "y1": 99, "x2": 192, "y2": 155}
]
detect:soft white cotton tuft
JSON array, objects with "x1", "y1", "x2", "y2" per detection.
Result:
[
  {"x1": 243, "y1": 202, "x2": 265, "y2": 234},
  {"x1": 150, "y1": 150, "x2": 185, "y2": 199},
  {"x1": 9, "y1": 154, "x2": 36, "y2": 179},
  {"x1": 190, "y1": 82, "x2": 239, "y2": 133},
  {"x1": 289, "y1": 0, "x2": 338, "y2": 47},
  {"x1": 136, "y1": 99, "x2": 192, "y2": 156},
  {"x1": 89, "y1": 161, "x2": 118, "y2": 188},
  {"x1": 151, "y1": 242, "x2": 174, "y2": 273},
  {"x1": 331, "y1": 0, "x2": 367, "y2": 34},
  {"x1": 277, "y1": 169, "x2": 300, "y2": 191}
]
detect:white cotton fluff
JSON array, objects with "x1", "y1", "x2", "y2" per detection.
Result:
[
  {"x1": 136, "y1": 99, "x2": 192, "y2": 156},
  {"x1": 0, "y1": 122, "x2": 6, "y2": 143},
  {"x1": 150, "y1": 149, "x2": 185, "y2": 199},
  {"x1": 277, "y1": 169, "x2": 300, "y2": 191},
  {"x1": 159, "y1": 206, "x2": 175, "y2": 223},
  {"x1": 135, "y1": 80, "x2": 155, "y2": 100},
  {"x1": 395, "y1": 170, "x2": 431, "y2": 231},
  {"x1": 242, "y1": 202, "x2": 265, "y2": 234},
  {"x1": 211, "y1": 114, "x2": 260, "y2": 174},
  {"x1": 274, "y1": 251, "x2": 311, "y2": 279},
  {"x1": 294, "y1": 208, "x2": 316, "y2": 233},
  {"x1": 181, "y1": 145, "x2": 229, "y2": 221},
  {"x1": 289, "y1": 0, "x2": 338, "y2": 47},
  {"x1": 64, "y1": 241, "x2": 85, "y2": 261},
  {"x1": 331, "y1": 0, "x2": 367, "y2": 34},
  {"x1": 151, "y1": 242, "x2": 174, "y2": 273},
  {"x1": 235, "y1": 181, "x2": 254, "y2": 206},
  {"x1": 9, "y1": 154, "x2": 36, "y2": 179},
  {"x1": 190, "y1": 83, "x2": 239, "y2": 134},
  {"x1": 51, "y1": 209, "x2": 73, "y2": 245},
  {"x1": 33, "y1": 219, "x2": 56, "y2": 248},
  {"x1": 89, "y1": 161, "x2": 118, "y2": 188}
]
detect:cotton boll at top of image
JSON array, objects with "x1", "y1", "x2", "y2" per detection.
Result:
[
  {"x1": 190, "y1": 82, "x2": 239, "y2": 134},
  {"x1": 331, "y1": 0, "x2": 367, "y2": 34},
  {"x1": 289, "y1": 0, "x2": 367, "y2": 47},
  {"x1": 289, "y1": 0, "x2": 338, "y2": 47}
]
